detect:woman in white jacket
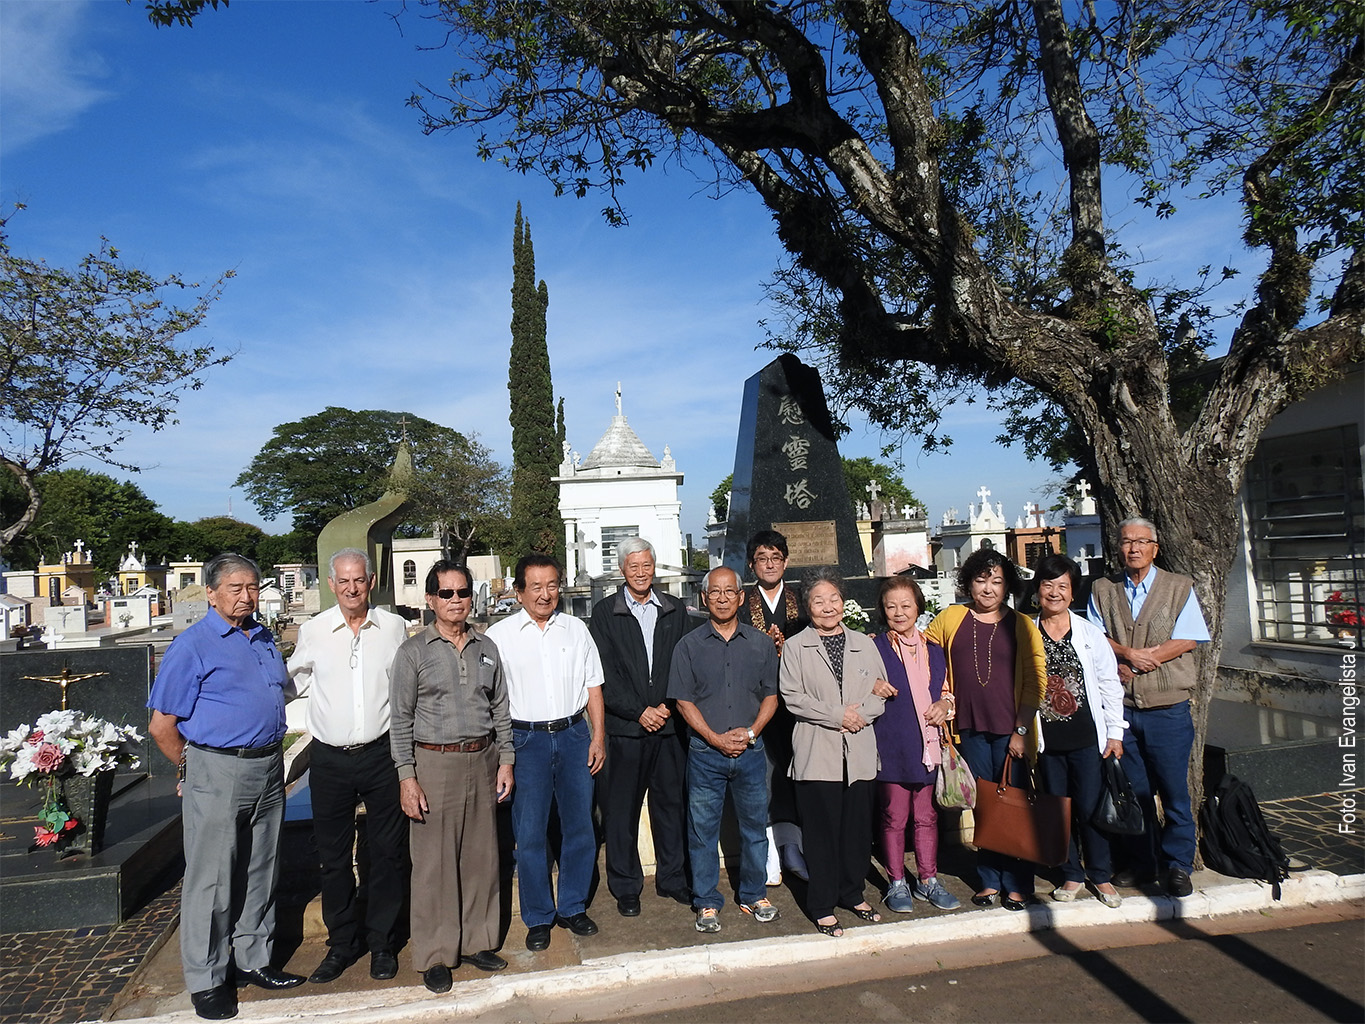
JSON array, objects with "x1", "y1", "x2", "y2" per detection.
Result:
[{"x1": 1032, "y1": 554, "x2": 1127, "y2": 908}]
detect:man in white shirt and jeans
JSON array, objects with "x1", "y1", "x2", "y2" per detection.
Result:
[
  {"x1": 288, "y1": 548, "x2": 410, "y2": 984},
  {"x1": 486, "y1": 553, "x2": 606, "y2": 953}
]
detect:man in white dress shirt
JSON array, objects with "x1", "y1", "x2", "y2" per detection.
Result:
[
  {"x1": 287, "y1": 548, "x2": 410, "y2": 984},
  {"x1": 485, "y1": 553, "x2": 605, "y2": 953}
]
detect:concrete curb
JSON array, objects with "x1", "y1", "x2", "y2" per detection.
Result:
[{"x1": 121, "y1": 871, "x2": 1365, "y2": 1023}]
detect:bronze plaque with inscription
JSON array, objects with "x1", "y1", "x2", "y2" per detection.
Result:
[{"x1": 772, "y1": 520, "x2": 839, "y2": 567}]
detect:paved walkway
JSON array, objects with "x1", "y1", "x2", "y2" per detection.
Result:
[{"x1": 1, "y1": 789, "x2": 1360, "y2": 1024}]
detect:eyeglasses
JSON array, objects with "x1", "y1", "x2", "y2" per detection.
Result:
[
  {"x1": 1119, "y1": 539, "x2": 1156, "y2": 549},
  {"x1": 752, "y1": 555, "x2": 786, "y2": 565},
  {"x1": 706, "y1": 588, "x2": 741, "y2": 599},
  {"x1": 349, "y1": 633, "x2": 361, "y2": 669},
  {"x1": 435, "y1": 587, "x2": 474, "y2": 600}
]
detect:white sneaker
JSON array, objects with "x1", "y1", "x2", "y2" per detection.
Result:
[{"x1": 694, "y1": 907, "x2": 721, "y2": 933}]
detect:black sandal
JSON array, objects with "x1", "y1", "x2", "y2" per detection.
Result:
[
  {"x1": 814, "y1": 917, "x2": 843, "y2": 936},
  {"x1": 841, "y1": 904, "x2": 882, "y2": 922}
]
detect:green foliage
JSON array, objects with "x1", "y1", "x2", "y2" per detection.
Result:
[
  {"x1": 402, "y1": 432, "x2": 511, "y2": 562},
  {"x1": 190, "y1": 516, "x2": 267, "y2": 562},
  {"x1": 841, "y1": 457, "x2": 920, "y2": 516},
  {"x1": 139, "y1": 0, "x2": 228, "y2": 29},
  {"x1": 235, "y1": 408, "x2": 480, "y2": 540},
  {"x1": 0, "y1": 469, "x2": 176, "y2": 576},
  {"x1": 690, "y1": 548, "x2": 711, "y2": 572},
  {"x1": 710, "y1": 473, "x2": 733, "y2": 521},
  {"x1": 507, "y1": 204, "x2": 562, "y2": 560},
  {"x1": 0, "y1": 211, "x2": 233, "y2": 546}
]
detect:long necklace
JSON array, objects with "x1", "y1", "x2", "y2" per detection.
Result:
[{"x1": 969, "y1": 610, "x2": 1000, "y2": 687}]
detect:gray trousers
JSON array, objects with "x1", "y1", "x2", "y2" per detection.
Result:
[
  {"x1": 180, "y1": 745, "x2": 285, "y2": 991},
  {"x1": 409, "y1": 744, "x2": 500, "y2": 970}
]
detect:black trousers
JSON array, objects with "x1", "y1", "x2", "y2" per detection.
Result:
[
  {"x1": 600, "y1": 731, "x2": 688, "y2": 898},
  {"x1": 795, "y1": 778, "x2": 875, "y2": 919},
  {"x1": 309, "y1": 737, "x2": 409, "y2": 954}
]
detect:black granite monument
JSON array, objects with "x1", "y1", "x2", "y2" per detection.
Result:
[{"x1": 723, "y1": 355, "x2": 867, "y2": 579}]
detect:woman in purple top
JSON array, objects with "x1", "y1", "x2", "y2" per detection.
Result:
[{"x1": 871, "y1": 577, "x2": 960, "y2": 914}]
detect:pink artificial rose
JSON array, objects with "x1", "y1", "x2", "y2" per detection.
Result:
[
  {"x1": 33, "y1": 826, "x2": 59, "y2": 847},
  {"x1": 33, "y1": 743, "x2": 64, "y2": 772},
  {"x1": 29, "y1": 729, "x2": 44, "y2": 743},
  {"x1": 62, "y1": 817, "x2": 79, "y2": 831}
]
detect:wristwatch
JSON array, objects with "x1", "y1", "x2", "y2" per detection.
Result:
[
  {"x1": 1014, "y1": 725, "x2": 1028, "y2": 736},
  {"x1": 747, "y1": 728, "x2": 756, "y2": 747}
]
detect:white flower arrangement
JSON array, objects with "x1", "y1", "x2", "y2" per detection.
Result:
[
  {"x1": 842, "y1": 599, "x2": 870, "y2": 632},
  {"x1": 1, "y1": 710, "x2": 143, "y2": 782}
]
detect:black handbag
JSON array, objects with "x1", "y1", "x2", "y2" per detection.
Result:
[{"x1": 1092, "y1": 755, "x2": 1145, "y2": 835}]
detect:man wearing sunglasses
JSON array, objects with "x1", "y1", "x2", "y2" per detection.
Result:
[
  {"x1": 287, "y1": 548, "x2": 410, "y2": 986},
  {"x1": 389, "y1": 560, "x2": 515, "y2": 992}
]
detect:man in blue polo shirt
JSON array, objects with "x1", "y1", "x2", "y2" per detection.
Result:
[
  {"x1": 668, "y1": 566, "x2": 781, "y2": 934},
  {"x1": 149, "y1": 553, "x2": 304, "y2": 1020}
]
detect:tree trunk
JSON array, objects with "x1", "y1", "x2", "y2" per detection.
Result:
[{"x1": 1, "y1": 459, "x2": 42, "y2": 549}]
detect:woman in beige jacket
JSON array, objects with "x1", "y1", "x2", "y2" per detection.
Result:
[{"x1": 779, "y1": 568, "x2": 895, "y2": 936}]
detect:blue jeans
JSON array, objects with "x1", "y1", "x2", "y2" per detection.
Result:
[
  {"x1": 958, "y1": 729, "x2": 1034, "y2": 898},
  {"x1": 510, "y1": 718, "x2": 597, "y2": 927},
  {"x1": 1120, "y1": 701, "x2": 1196, "y2": 874},
  {"x1": 687, "y1": 736, "x2": 770, "y2": 911}
]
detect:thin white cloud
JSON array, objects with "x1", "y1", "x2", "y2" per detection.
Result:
[{"x1": 0, "y1": 1, "x2": 110, "y2": 152}]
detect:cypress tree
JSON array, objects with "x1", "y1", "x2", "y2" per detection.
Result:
[{"x1": 507, "y1": 204, "x2": 562, "y2": 560}]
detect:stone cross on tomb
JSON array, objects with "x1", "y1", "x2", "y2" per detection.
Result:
[
  {"x1": 901, "y1": 503, "x2": 913, "y2": 518},
  {"x1": 976, "y1": 485, "x2": 991, "y2": 506},
  {"x1": 1076, "y1": 478, "x2": 1091, "y2": 502},
  {"x1": 128, "y1": 541, "x2": 139, "y2": 559},
  {"x1": 865, "y1": 480, "x2": 881, "y2": 502},
  {"x1": 74, "y1": 538, "x2": 86, "y2": 556}
]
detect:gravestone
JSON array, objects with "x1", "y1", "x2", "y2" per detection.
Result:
[
  {"x1": 173, "y1": 584, "x2": 209, "y2": 632},
  {"x1": 723, "y1": 355, "x2": 865, "y2": 578},
  {"x1": 0, "y1": 646, "x2": 182, "y2": 931},
  {"x1": 45, "y1": 605, "x2": 88, "y2": 635}
]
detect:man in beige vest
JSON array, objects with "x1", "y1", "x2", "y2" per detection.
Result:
[{"x1": 1088, "y1": 517, "x2": 1209, "y2": 898}]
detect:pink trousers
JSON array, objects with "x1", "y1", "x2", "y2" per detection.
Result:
[{"x1": 877, "y1": 780, "x2": 938, "y2": 881}]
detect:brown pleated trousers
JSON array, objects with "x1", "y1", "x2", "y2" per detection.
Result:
[{"x1": 409, "y1": 744, "x2": 501, "y2": 970}]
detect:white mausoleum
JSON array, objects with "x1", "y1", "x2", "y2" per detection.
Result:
[{"x1": 556, "y1": 385, "x2": 684, "y2": 582}]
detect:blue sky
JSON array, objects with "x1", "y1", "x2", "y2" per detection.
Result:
[{"x1": 0, "y1": 1, "x2": 1261, "y2": 548}]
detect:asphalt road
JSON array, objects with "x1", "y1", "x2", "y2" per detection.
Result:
[{"x1": 462, "y1": 902, "x2": 1364, "y2": 1024}]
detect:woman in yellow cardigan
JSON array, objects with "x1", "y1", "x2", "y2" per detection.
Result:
[{"x1": 923, "y1": 549, "x2": 1046, "y2": 911}]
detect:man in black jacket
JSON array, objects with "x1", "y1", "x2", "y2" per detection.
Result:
[{"x1": 590, "y1": 537, "x2": 697, "y2": 916}]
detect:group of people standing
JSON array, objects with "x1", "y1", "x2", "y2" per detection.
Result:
[{"x1": 147, "y1": 511, "x2": 1207, "y2": 1020}]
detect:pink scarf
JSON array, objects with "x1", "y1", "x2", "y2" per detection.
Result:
[{"x1": 890, "y1": 628, "x2": 941, "y2": 769}]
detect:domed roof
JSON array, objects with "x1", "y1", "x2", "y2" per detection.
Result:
[
  {"x1": 578, "y1": 385, "x2": 660, "y2": 470},
  {"x1": 579, "y1": 415, "x2": 659, "y2": 470}
]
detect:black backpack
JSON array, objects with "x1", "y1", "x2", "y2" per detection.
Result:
[{"x1": 1199, "y1": 773, "x2": 1292, "y2": 899}]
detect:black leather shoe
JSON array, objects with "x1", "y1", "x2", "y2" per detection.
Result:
[
  {"x1": 617, "y1": 895, "x2": 642, "y2": 917},
  {"x1": 190, "y1": 984, "x2": 238, "y2": 1020},
  {"x1": 1001, "y1": 895, "x2": 1033, "y2": 912},
  {"x1": 369, "y1": 949, "x2": 398, "y2": 980},
  {"x1": 423, "y1": 964, "x2": 453, "y2": 993},
  {"x1": 308, "y1": 949, "x2": 360, "y2": 984},
  {"x1": 236, "y1": 965, "x2": 306, "y2": 990},
  {"x1": 1164, "y1": 867, "x2": 1194, "y2": 897},
  {"x1": 555, "y1": 912, "x2": 599, "y2": 936},
  {"x1": 1112, "y1": 868, "x2": 1157, "y2": 888},
  {"x1": 526, "y1": 924, "x2": 552, "y2": 951},
  {"x1": 656, "y1": 886, "x2": 692, "y2": 905},
  {"x1": 463, "y1": 950, "x2": 508, "y2": 972},
  {"x1": 970, "y1": 891, "x2": 996, "y2": 907}
]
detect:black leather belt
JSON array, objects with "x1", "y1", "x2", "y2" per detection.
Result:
[
  {"x1": 188, "y1": 739, "x2": 282, "y2": 759},
  {"x1": 511, "y1": 708, "x2": 585, "y2": 733},
  {"x1": 318, "y1": 734, "x2": 388, "y2": 754}
]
